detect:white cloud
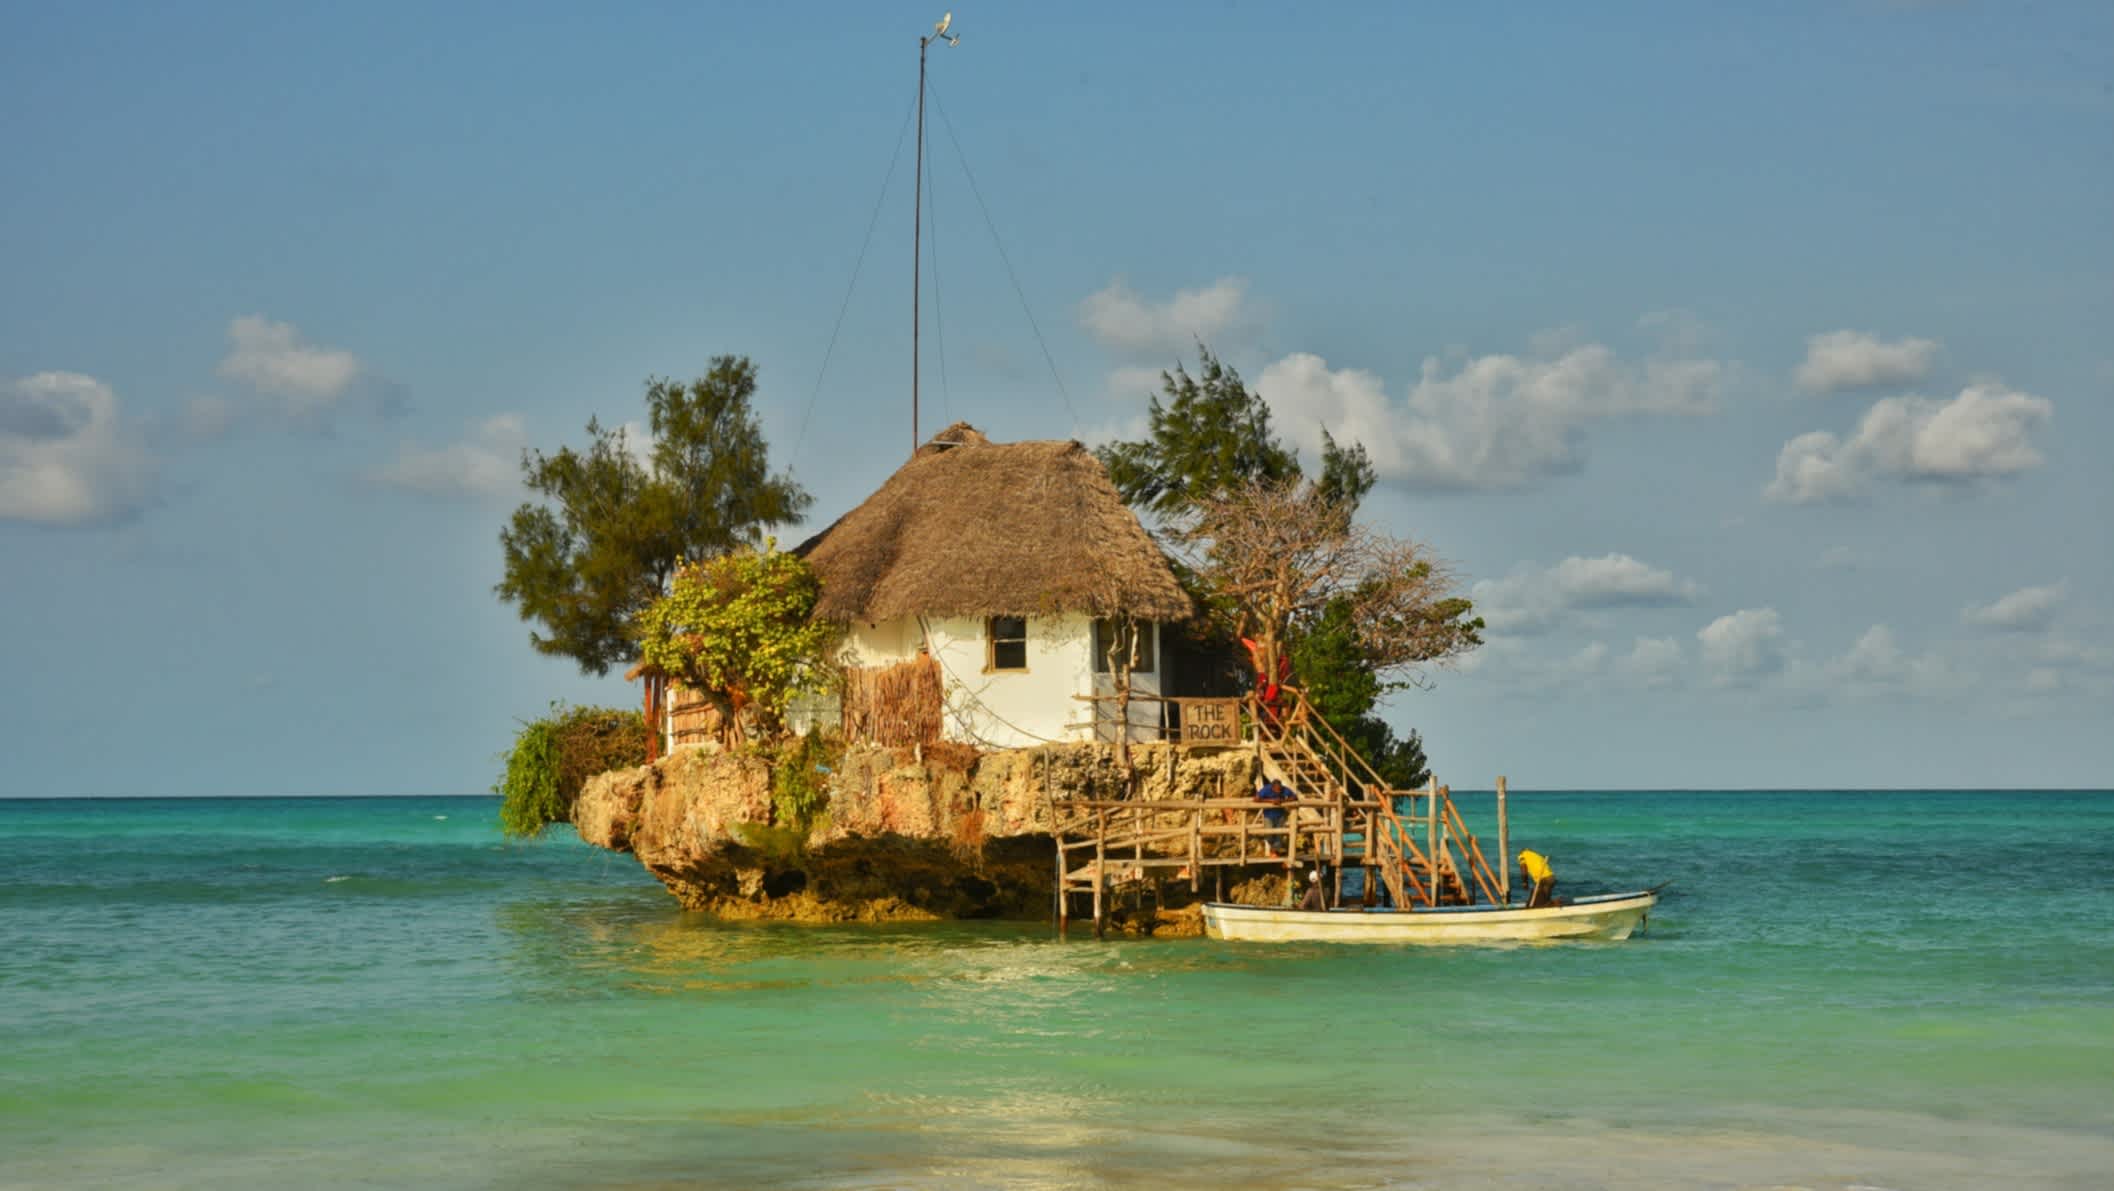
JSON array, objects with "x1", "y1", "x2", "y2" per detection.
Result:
[
  {"x1": 1698, "y1": 608, "x2": 1785, "y2": 685},
  {"x1": 374, "y1": 415, "x2": 525, "y2": 500},
  {"x1": 2008, "y1": 636, "x2": 2114, "y2": 699},
  {"x1": 1786, "y1": 624, "x2": 1963, "y2": 700},
  {"x1": 1618, "y1": 636, "x2": 1685, "y2": 688},
  {"x1": 1961, "y1": 582, "x2": 2067, "y2": 632},
  {"x1": 1765, "y1": 382, "x2": 2053, "y2": 504},
  {"x1": 1079, "y1": 277, "x2": 1253, "y2": 355},
  {"x1": 2032, "y1": 636, "x2": 2114, "y2": 670},
  {"x1": 2023, "y1": 667, "x2": 2064, "y2": 695},
  {"x1": 1259, "y1": 340, "x2": 1724, "y2": 490},
  {"x1": 1076, "y1": 410, "x2": 1150, "y2": 451},
  {"x1": 1471, "y1": 553, "x2": 1702, "y2": 635},
  {"x1": 1455, "y1": 636, "x2": 1609, "y2": 691},
  {"x1": 1795, "y1": 330, "x2": 1940, "y2": 394},
  {"x1": 1101, "y1": 364, "x2": 1171, "y2": 404},
  {"x1": 1544, "y1": 554, "x2": 1703, "y2": 607},
  {"x1": 1766, "y1": 430, "x2": 1861, "y2": 504},
  {"x1": 0, "y1": 372, "x2": 154, "y2": 527},
  {"x1": 217, "y1": 314, "x2": 362, "y2": 410}
]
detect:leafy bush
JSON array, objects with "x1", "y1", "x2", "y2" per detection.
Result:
[
  {"x1": 633, "y1": 544, "x2": 836, "y2": 744},
  {"x1": 770, "y1": 727, "x2": 838, "y2": 835},
  {"x1": 497, "y1": 704, "x2": 648, "y2": 838}
]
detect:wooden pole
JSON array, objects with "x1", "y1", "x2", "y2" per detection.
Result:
[
  {"x1": 1361, "y1": 797, "x2": 1375, "y2": 907},
  {"x1": 1439, "y1": 815, "x2": 1453, "y2": 904},
  {"x1": 1495, "y1": 774, "x2": 1510, "y2": 905},
  {"x1": 1425, "y1": 775, "x2": 1439, "y2": 893},
  {"x1": 1093, "y1": 809, "x2": 1106, "y2": 939},
  {"x1": 1331, "y1": 806, "x2": 1344, "y2": 909},
  {"x1": 1054, "y1": 835, "x2": 1067, "y2": 932},
  {"x1": 1189, "y1": 807, "x2": 1201, "y2": 893}
]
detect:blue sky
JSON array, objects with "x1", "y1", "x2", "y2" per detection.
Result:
[{"x1": 4, "y1": 2, "x2": 2109, "y2": 794}]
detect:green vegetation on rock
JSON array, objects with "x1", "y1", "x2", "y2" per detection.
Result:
[
  {"x1": 634, "y1": 544, "x2": 837, "y2": 745},
  {"x1": 496, "y1": 704, "x2": 647, "y2": 838},
  {"x1": 770, "y1": 728, "x2": 838, "y2": 835}
]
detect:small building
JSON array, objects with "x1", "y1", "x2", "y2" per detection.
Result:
[{"x1": 792, "y1": 423, "x2": 1193, "y2": 749}]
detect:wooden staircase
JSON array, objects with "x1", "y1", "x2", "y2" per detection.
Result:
[
  {"x1": 1255, "y1": 691, "x2": 1503, "y2": 907},
  {"x1": 1051, "y1": 688, "x2": 1507, "y2": 933}
]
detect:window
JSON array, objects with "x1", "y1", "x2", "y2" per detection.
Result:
[
  {"x1": 1092, "y1": 618, "x2": 1156, "y2": 674},
  {"x1": 987, "y1": 616, "x2": 1028, "y2": 671}
]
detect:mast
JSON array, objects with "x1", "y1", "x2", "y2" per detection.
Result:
[
  {"x1": 913, "y1": 13, "x2": 958, "y2": 457},
  {"x1": 912, "y1": 37, "x2": 926, "y2": 457}
]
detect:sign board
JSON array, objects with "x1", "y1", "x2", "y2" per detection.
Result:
[{"x1": 1176, "y1": 698, "x2": 1242, "y2": 748}]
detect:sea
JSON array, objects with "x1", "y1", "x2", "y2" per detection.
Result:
[{"x1": 2, "y1": 791, "x2": 2110, "y2": 1190}]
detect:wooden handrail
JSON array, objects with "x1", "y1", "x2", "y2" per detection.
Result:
[
  {"x1": 1364, "y1": 797, "x2": 1433, "y2": 907},
  {"x1": 1249, "y1": 687, "x2": 1400, "y2": 802},
  {"x1": 1441, "y1": 796, "x2": 1503, "y2": 905}
]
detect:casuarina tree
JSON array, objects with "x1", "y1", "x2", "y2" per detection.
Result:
[{"x1": 496, "y1": 356, "x2": 809, "y2": 675}]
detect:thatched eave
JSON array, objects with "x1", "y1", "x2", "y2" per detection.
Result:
[{"x1": 795, "y1": 424, "x2": 1191, "y2": 626}]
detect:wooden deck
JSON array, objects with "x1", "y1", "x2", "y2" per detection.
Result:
[{"x1": 1051, "y1": 690, "x2": 1512, "y2": 936}]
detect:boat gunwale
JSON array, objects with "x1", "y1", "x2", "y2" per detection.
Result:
[{"x1": 1200, "y1": 890, "x2": 1658, "y2": 920}]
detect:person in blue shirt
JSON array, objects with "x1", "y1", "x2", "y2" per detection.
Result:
[{"x1": 1255, "y1": 778, "x2": 1293, "y2": 854}]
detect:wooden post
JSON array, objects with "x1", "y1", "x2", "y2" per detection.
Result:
[
  {"x1": 1496, "y1": 774, "x2": 1510, "y2": 905},
  {"x1": 1054, "y1": 836, "x2": 1067, "y2": 932},
  {"x1": 1425, "y1": 775, "x2": 1439, "y2": 890},
  {"x1": 1189, "y1": 808, "x2": 1201, "y2": 893},
  {"x1": 1134, "y1": 825, "x2": 1143, "y2": 909},
  {"x1": 1330, "y1": 807, "x2": 1343, "y2": 909},
  {"x1": 1092, "y1": 810, "x2": 1108, "y2": 939},
  {"x1": 1362, "y1": 797, "x2": 1376, "y2": 908},
  {"x1": 1439, "y1": 816, "x2": 1453, "y2": 905}
]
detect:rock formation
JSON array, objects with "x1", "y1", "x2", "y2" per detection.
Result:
[{"x1": 572, "y1": 741, "x2": 1260, "y2": 924}]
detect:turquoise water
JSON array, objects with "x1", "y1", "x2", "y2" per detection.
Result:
[{"x1": 3, "y1": 792, "x2": 2111, "y2": 1190}]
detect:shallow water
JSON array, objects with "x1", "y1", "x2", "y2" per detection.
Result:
[{"x1": 3, "y1": 792, "x2": 2110, "y2": 1189}]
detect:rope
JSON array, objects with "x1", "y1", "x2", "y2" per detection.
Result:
[
  {"x1": 793, "y1": 85, "x2": 919, "y2": 461},
  {"x1": 924, "y1": 79, "x2": 1080, "y2": 435}
]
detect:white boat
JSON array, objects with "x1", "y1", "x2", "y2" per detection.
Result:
[{"x1": 1202, "y1": 890, "x2": 1659, "y2": 944}]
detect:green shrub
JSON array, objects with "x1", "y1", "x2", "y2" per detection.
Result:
[
  {"x1": 770, "y1": 727, "x2": 838, "y2": 835},
  {"x1": 633, "y1": 545, "x2": 837, "y2": 744},
  {"x1": 497, "y1": 704, "x2": 648, "y2": 838}
]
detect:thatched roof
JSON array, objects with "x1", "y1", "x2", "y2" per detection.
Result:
[{"x1": 795, "y1": 423, "x2": 1192, "y2": 624}]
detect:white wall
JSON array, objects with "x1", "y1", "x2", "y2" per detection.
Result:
[{"x1": 842, "y1": 613, "x2": 1164, "y2": 748}]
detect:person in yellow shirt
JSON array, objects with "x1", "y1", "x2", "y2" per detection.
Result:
[{"x1": 1519, "y1": 849, "x2": 1557, "y2": 908}]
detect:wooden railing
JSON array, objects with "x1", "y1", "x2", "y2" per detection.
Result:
[
  {"x1": 1244, "y1": 686, "x2": 1504, "y2": 910},
  {"x1": 1047, "y1": 684, "x2": 1518, "y2": 931}
]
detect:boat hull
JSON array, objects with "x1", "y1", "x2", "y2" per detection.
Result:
[{"x1": 1202, "y1": 890, "x2": 1658, "y2": 944}]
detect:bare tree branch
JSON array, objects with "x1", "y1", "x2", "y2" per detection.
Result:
[{"x1": 1174, "y1": 478, "x2": 1481, "y2": 690}]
